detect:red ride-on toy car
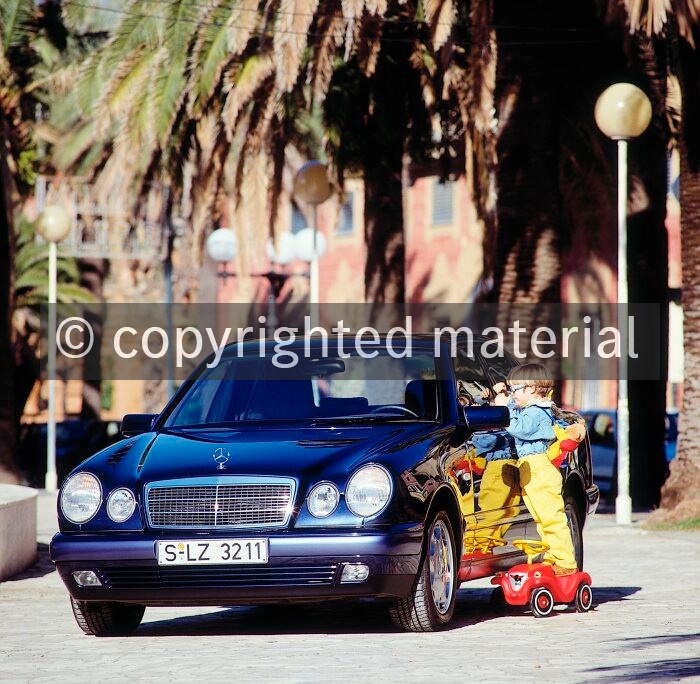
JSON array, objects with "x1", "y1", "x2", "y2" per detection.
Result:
[{"x1": 490, "y1": 540, "x2": 593, "y2": 618}]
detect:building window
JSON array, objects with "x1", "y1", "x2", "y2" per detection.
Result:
[
  {"x1": 291, "y1": 205, "x2": 306, "y2": 234},
  {"x1": 431, "y1": 180, "x2": 454, "y2": 225},
  {"x1": 336, "y1": 192, "x2": 354, "y2": 234}
]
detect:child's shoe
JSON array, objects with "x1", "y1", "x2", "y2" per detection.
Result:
[{"x1": 552, "y1": 564, "x2": 577, "y2": 576}]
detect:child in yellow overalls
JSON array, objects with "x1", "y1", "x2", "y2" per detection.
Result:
[{"x1": 493, "y1": 363, "x2": 578, "y2": 575}]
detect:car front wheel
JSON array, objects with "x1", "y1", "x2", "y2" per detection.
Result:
[
  {"x1": 70, "y1": 598, "x2": 145, "y2": 637},
  {"x1": 389, "y1": 511, "x2": 457, "y2": 632}
]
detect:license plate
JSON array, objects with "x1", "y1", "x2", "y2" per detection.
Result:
[{"x1": 157, "y1": 539, "x2": 268, "y2": 566}]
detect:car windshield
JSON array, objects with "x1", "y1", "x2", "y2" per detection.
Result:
[{"x1": 164, "y1": 347, "x2": 441, "y2": 426}]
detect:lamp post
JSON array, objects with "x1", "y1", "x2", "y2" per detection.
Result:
[
  {"x1": 594, "y1": 83, "x2": 652, "y2": 525},
  {"x1": 293, "y1": 161, "x2": 332, "y2": 325},
  {"x1": 37, "y1": 205, "x2": 72, "y2": 491},
  {"x1": 206, "y1": 227, "x2": 323, "y2": 328}
]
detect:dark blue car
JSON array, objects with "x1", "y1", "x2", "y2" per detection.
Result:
[
  {"x1": 581, "y1": 409, "x2": 678, "y2": 503},
  {"x1": 51, "y1": 336, "x2": 599, "y2": 634}
]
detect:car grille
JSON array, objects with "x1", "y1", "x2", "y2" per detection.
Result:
[
  {"x1": 96, "y1": 564, "x2": 339, "y2": 589},
  {"x1": 146, "y1": 479, "x2": 294, "y2": 529}
]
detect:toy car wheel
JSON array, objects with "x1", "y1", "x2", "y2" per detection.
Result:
[
  {"x1": 575, "y1": 582, "x2": 593, "y2": 612},
  {"x1": 490, "y1": 586, "x2": 509, "y2": 615},
  {"x1": 530, "y1": 587, "x2": 554, "y2": 618}
]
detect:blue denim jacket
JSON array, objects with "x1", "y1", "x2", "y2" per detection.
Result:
[
  {"x1": 471, "y1": 432, "x2": 514, "y2": 462},
  {"x1": 505, "y1": 399, "x2": 556, "y2": 458}
]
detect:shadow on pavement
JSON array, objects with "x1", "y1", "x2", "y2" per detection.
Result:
[
  {"x1": 137, "y1": 602, "x2": 398, "y2": 636},
  {"x1": 617, "y1": 632, "x2": 700, "y2": 647},
  {"x1": 584, "y1": 657, "x2": 700, "y2": 682},
  {"x1": 592, "y1": 585, "x2": 641, "y2": 606},
  {"x1": 4, "y1": 543, "x2": 54, "y2": 582},
  {"x1": 133, "y1": 588, "x2": 505, "y2": 637},
  {"x1": 120, "y1": 584, "x2": 644, "y2": 637}
]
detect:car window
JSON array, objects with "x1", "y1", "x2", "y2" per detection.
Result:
[
  {"x1": 453, "y1": 349, "x2": 490, "y2": 405},
  {"x1": 477, "y1": 348, "x2": 518, "y2": 386},
  {"x1": 164, "y1": 348, "x2": 441, "y2": 425}
]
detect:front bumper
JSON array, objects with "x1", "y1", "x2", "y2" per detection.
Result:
[
  {"x1": 586, "y1": 484, "x2": 600, "y2": 518},
  {"x1": 51, "y1": 525, "x2": 423, "y2": 605}
]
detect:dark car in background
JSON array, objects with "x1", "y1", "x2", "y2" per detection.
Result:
[
  {"x1": 17, "y1": 419, "x2": 122, "y2": 488},
  {"x1": 51, "y1": 337, "x2": 599, "y2": 635},
  {"x1": 581, "y1": 409, "x2": 678, "y2": 502}
]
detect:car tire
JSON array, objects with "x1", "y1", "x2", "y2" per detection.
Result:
[
  {"x1": 389, "y1": 511, "x2": 457, "y2": 632},
  {"x1": 565, "y1": 495, "x2": 584, "y2": 570},
  {"x1": 575, "y1": 582, "x2": 593, "y2": 613},
  {"x1": 70, "y1": 597, "x2": 145, "y2": 637},
  {"x1": 530, "y1": 587, "x2": 554, "y2": 618}
]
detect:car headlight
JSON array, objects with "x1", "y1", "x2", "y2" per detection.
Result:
[
  {"x1": 107, "y1": 488, "x2": 136, "y2": 522},
  {"x1": 345, "y1": 465, "x2": 392, "y2": 518},
  {"x1": 307, "y1": 482, "x2": 340, "y2": 518},
  {"x1": 60, "y1": 472, "x2": 102, "y2": 524}
]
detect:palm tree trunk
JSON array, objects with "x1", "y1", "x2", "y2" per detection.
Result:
[
  {"x1": 657, "y1": 38, "x2": 700, "y2": 516},
  {"x1": 363, "y1": 21, "x2": 410, "y2": 307},
  {"x1": 0, "y1": 118, "x2": 21, "y2": 483}
]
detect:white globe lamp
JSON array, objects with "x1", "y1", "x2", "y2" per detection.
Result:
[
  {"x1": 37, "y1": 204, "x2": 72, "y2": 243},
  {"x1": 594, "y1": 83, "x2": 652, "y2": 141},
  {"x1": 206, "y1": 227, "x2": 237, "y2": 263},
  {"x1": 266, "y1": 232, "x2": 297, "y2": 265},
  {"x1": 293, "y1": 227, "x2": 327, "y2": 261}
]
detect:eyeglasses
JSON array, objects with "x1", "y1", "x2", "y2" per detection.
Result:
[{"x1": 509, "y1": 383, "x2": 527, "y2": 393}]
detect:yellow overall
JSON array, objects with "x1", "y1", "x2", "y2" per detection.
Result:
[{"x1": 518, "y1": 452, "x2": 577, "y2": 570}]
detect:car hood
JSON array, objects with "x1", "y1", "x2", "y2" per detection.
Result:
[{"x1": 92, "y1": 423, "x2": 442, "y2": 485}]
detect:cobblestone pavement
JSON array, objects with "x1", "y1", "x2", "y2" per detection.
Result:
[{"x1": 1, "y1": 492, "x2": 698, "y2": 683}]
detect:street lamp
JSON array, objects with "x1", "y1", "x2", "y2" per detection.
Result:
[
  {"x1": 293, "y1": 161, "x2": 332, "y2": 323},
  {"x1": 37, "y1": 204, "x2": 72, "y2": 492},
  {"x1": 594, "y1": 83, "x2": 652, "y2": 525},
  {"x1": 206, "y1": 227, "x2": 320, "y2": 327}
]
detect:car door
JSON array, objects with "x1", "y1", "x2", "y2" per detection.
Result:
[{"x1": 453, "y1": 347, "x2": 529, "y2": 577}]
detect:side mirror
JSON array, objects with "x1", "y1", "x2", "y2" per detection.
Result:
[
  {"x1": 463, "y1": 405, "x2": 509, "y2": 432},
  {"x1": 121, "y1": 414, "x2": 157, "y2": 437}
]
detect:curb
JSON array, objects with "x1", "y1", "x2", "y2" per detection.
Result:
[{"x1": 0, "y1": 484, "x2": 38, "y2": 581}]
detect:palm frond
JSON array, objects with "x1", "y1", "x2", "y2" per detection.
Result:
[
  {"x1": 16, "y1": 282, "x2": 96, "y2": 308},
  {"x1": 0, "y1": 0, "x2": 34, "y2": 52},
  {"x1": 227, "y1": 0, "x2": 262, "y2": 55},
  {"x1": 53, "y1": 121, "x2": 100, "y2": 171},
  {"x1": 152, "y1": 49, "x2": 188, "y2": 148},
  {"x1": 308, "y1": 0, "x2": 345, "y2": 104},
  {"x1": 274, "y1": 0, "x2": 319, "y2": 93},
  {"x1": 189, "y1": 0, "x2": 236, "y2": 114},
  {"x1": 423, "y1": 0, "x2": 455, "y2": 50},
  {"x1": 222, "y1": 53, "x2": 275, "y2": 139},
  {"x1": 625, "y1": 0, "x2": 700, "y2": 46}
]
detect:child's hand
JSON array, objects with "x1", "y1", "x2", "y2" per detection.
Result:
[
  {"x1": 492, "y1": 382, "x2": 507, "y2": 396},
  {"x1": 494, "y1": 391, "x2": 510, "y2": 406}
]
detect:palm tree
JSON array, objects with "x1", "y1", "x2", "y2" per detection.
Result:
[
  {"x1": 51, "y1": 1, "x2": 475, "y2": 304},
  {"x1": 622, "y1": 2, "x2": 700, "y2": 520},
  {"x1": 0, "y1": 0, "x2": 35, "y2": 483},
  {"x1": 48, "y1": 2, "x2": 696, "y2": 513},
  {"x1": 0, "y1": 0, "x2": 97, "y2": 483}
]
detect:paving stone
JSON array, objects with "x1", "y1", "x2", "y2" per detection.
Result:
[{"x1": 0, "y1": 492, "x2": 698, "y2": 683}]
